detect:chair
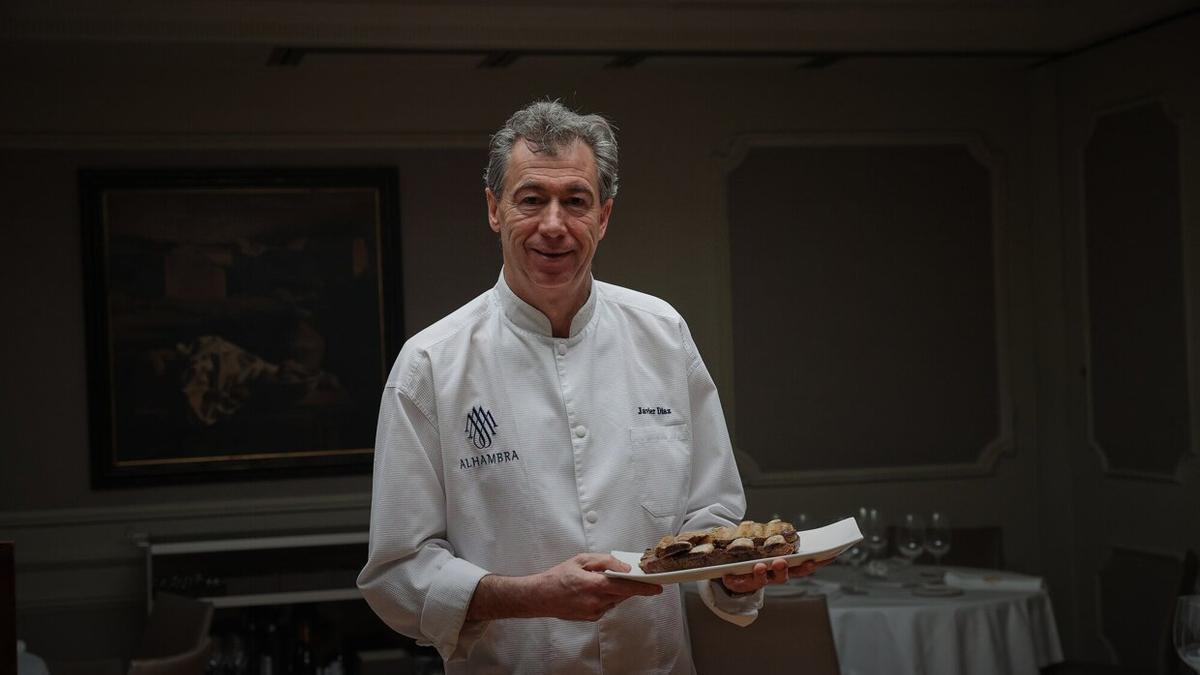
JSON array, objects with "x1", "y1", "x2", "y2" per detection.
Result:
[
  {"x1": 3, "y1": 542, "x2": 14, "y2": 675},
  {"x1": 127, "y1": 594, "x2": 214, "y2": 675},
  {"x1": 941, "y1": 526, "x2": 1005, "y2": 569},
  {"x1": 1167, "y1": 550, "x2": 1198, "y2": 675},
  {"x1": 1043, "y1": 547, "x2": 1198, "y2": 675},
  {"x1": 685, "y1": 588, "x2": 840, "y2": 675}
]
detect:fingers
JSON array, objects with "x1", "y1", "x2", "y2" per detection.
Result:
[
  {"x1": 601, "y1": 578, "x2": 663, "y2": 597},
  {"x1": 721, "y1": 557, "x2": 799, "y2": 592},
  {"x1": 787, "y1": 558, "x2": 825, "y2": 577},
  {"x1": 721, "y1": 562, "x2": 768, "y2": 593},
  {"x1": 576, "y1": 553, "x2": 631, "y2": 573},
  {"x1": 571, "y1": 554, "x2": 661, "y2": 597},
  {"x1": 767, "y1": 557, "x2": 790, "y2": 584}
]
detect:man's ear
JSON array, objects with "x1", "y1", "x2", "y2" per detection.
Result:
[
  {"x1": 597, "y1": 198, "x2": 613, "y2": 241},
  {"x1": 486, "y1": 189, "x2": 501, "y2": 233}
]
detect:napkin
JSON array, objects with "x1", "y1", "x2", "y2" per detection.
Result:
[{"x1": 943, "y1": 569, "x2": 1044, "y2": 592}]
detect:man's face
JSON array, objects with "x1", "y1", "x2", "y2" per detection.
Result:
[{"x1": 487, "y1": 138, "x2": 612, "y2": 307}]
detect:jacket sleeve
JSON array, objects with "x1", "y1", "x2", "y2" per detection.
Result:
[
  {"x1": 676, "y1": 319, "x2": 765, "y2": 624},
  {"x1": 357, "y1": 378, "x2": 492, "y2": 662}
]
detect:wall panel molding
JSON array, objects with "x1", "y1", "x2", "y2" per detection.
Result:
[
  {"x1": 722, "y1": 132, "x2": 1013, "y2": 486},
  {"x1": 1079, "y1": 97, "x2": 1194, "y2": 482},
  {"x1": 0, "y1": 492, "x2": 369, "y2": 530},
  {"x1": 1, "y1": 494, "x2": 370, "y2": 609}
]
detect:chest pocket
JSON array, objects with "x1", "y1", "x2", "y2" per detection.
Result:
[{"x1": 630, "y1": 424, "x2": 692, "y2": 520}]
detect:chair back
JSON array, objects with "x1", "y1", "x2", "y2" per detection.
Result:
[
  {"x1": 1098, "y1": 547, "x2": 1194, "y2": 674},
  {"x1": 942, "y1": 526, "x2": 1004, "y2": 569},
  {"x1": 1168, "y1": 550, "x2": 1199, "y2": 675},
  {"x1": 685, "y1": 588, "x2": 839, "y2": 675},
  {"x1": 2, "y1": 542, "x2": 14, "y2": 675},
  {"x1": 131, "y1": 593, "x2": 213, "y2": 663},
  {"x1": 885, "y1": 525, "x2": 1004, "y2": 568},
  {"x1": 127, "y1": 637, "x2": 211, "y2": 675}
]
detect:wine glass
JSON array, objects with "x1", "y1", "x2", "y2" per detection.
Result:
[
  {"x1": 897, "y1": 513, "x2": 926, "y2": 565},
  {"x1": 864, "y1": 508, "x2": 889, "y2": 560},
  {"x1": 1176, "y1": 595, "x2": 1200, "y2": 673},
  {"x1": 926, "y1": 512, "x2": 952, "y2": 569},
  {"x1": 792, "y1": 512, "x2": 810, "y2": 531},
  {"x1": 836, "y1": 510, "x2": 869, "y2": 567}
]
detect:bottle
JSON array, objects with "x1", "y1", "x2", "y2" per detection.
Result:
[
  {"x1": 295, "y1": 620, "x2": 314, "y2": 675},
  {"x1": 245, "y1": 615, "x2": 260, "y2": 675},
  {"x1": 260, "y1": 622, "x2": 277, "y2": 675}
]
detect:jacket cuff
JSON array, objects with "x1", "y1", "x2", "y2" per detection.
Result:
[
  {"x1": 421, "y1": 557, "x2": 492, "y2": 661},
  {"x1": 698, "y1": 579, "x2": 763, "y2": 627}
]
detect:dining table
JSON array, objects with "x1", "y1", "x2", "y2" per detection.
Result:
[{"x1": 778, "y1": 562, "x2": 1064, "y2": 675}]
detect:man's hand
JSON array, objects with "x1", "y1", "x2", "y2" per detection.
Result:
[
  {"x1": 467, "y1": 553, "x2": 662, "y2": 622},
  {"x1": 719, "y1": 557, "x2": 832, "y2": 595}
]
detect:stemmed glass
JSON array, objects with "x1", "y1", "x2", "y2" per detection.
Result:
[
  {"x1": 926, "y1": 512, "x2": 952, "y2": 568},
  {"x1": 1176, "y1": 595, "x2": 1200, "y2": 673},
  {"x1": 897, "y1": 513, "x2": 926, "y2": 565},
  {"x1": 792, "y1": 512, "x2": 810, "y2": 532},
  {"x1": 864, "y1": 508, "x2": 889, "y2": 561},
  {"x1": 840, "y1": 509, "x2": 869, "y2": 568}
]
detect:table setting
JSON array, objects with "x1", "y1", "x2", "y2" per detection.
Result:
[{"x1": 762, "y1": 508, "x2": 1064, "y2": 675}]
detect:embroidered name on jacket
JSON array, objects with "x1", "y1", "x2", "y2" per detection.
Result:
[
  {"x1": 637, "y1": 406, "x2": 672, "y2": 415},
  {"x1": 465, "y1": 405, "x2": 499, "y2": 449},
  {"x1": 459, "y1": 450, "x2": 521, "y2": 470}
]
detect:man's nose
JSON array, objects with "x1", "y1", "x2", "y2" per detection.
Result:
[{"x1": 539, "y1": 200, "x2": 567, "y2": 235}]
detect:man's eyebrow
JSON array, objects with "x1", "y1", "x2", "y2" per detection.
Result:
[
  {"x1": 512, "y1": 180, "x2": 595, "y2": 195},
  {"x1": 513, "y1": 180, "x2": 545, "y2": 193}
]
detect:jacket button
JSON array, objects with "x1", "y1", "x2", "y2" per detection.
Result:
[
  {"x1": 586, "y1": 511, "x2": 598, "y2": 524},
  {"x1": 557, "y1": 342, "x2": 567, "y2": 356},
  {"x1": 574, "y1": 426, "x2": 587, "y2": 439}
]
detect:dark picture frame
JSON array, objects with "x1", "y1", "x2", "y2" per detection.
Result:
[{"x1": 79, "y1": 167, "x2": 402, "y2": 487}]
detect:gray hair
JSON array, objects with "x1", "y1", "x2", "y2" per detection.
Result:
[{"x1": 485, "y1": 100, "x2": 619, "y2": 203}]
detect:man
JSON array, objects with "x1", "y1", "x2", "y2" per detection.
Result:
[{"x1": 358, "y1": 100, "x2": 814, "y2": 674}]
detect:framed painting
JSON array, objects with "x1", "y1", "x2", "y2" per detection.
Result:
[{"x1": 79, "y1": 167, "x2": 401, "y2": 486}]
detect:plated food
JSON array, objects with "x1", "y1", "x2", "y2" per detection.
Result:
[
  {"x1": 638, "y1": 519, "x2": 799, "y2": 573},
  {"x1": 607, "y1": 517, "x2": 863, "y2": 585}
]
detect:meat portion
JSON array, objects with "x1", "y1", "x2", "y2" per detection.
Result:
[{"x1": 638, "y1": 519, "x2": 799, "y2": 573}]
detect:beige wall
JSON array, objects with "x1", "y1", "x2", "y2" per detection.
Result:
[{"x1": 1, "y1": 13, "x2": 1197, "y2": 664}]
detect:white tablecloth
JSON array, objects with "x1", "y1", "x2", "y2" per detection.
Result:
[{"x1": 792, "y1": 565, "x2": 1064, "y2": 675}]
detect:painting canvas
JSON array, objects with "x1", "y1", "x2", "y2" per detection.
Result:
[{"x1": 80, "y1": 168, "x2": 401, "y2": 486}]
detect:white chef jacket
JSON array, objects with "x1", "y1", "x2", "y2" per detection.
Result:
[{"x1": 358, "y1": 272, "x2": 762, "y2": 674}]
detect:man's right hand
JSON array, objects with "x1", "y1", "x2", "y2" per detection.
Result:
[{"x1": 466, "y1": 553, "x2": 662, "y2": 622}]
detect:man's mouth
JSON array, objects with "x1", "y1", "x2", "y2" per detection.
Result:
[{"x1": 533, "y1": 249, "x2": 571, "y2": 259}]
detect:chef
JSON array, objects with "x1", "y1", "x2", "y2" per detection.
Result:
[{"x1": 358, "y1": 99, "x2": 816, "y2": 674}]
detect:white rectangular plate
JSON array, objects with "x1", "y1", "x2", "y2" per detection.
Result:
[{"x1": 605, "y1": 517, "x2": 863, "y2": 585}]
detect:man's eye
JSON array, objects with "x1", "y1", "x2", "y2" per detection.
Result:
[{"x1": 520, "y1": 196, "x2": 541, "y2": 205}]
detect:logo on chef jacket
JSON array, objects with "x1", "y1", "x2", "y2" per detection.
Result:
[
  {"x1": 460, "y1": 405, "x2": 520, "y2": 471},
  {"x1": 465, "y1": 405, "x2": 499, "y2": 449}
]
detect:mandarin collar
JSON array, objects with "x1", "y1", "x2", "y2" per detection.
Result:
[{"x1": 494, "y1": 269, "x2": 598, "y2": 339}]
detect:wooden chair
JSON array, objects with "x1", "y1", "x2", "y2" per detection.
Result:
[
  {"x1": 685, "y1": 588, "x2": 840, "y2": 675},
  {"x1": 2, "y1": 542, "x2": 14, "y2": 675},
  {"x1": 126, "y1": 594, "x2": 213, "y2": 675},
  {"x1": 1043, "y1": 547, "x2": 1198, "y2": 675},
  {"x1": 941, "y1": 526, "x2": 1005, "y2": 569}
]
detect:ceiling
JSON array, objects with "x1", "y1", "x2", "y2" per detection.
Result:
[{"x1": 1, "y1": 0, "x2": 1198, "y2": 67}]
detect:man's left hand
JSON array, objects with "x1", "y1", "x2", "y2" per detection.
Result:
[{"x1": 719, "y1": 557, "x2": 831, "y2": 595}]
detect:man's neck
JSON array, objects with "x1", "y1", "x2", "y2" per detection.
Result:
[{"x1": 504, "y1": 268, "x2": 591, "y2": 338}]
